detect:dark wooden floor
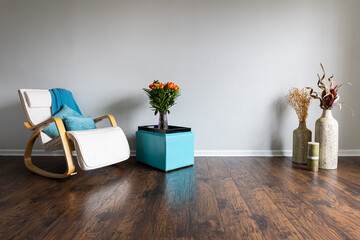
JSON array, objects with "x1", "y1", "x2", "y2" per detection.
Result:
[{"x1": 0, "y1": 156, "x2": 359, "y2": 240}]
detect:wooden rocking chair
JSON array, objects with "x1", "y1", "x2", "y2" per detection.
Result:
[{"x1": 18, "y1": 89, "x2": 130, "y2": 178}]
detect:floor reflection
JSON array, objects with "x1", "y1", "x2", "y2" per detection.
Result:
[{"x1": 163, "y1": 166, "x2": 195, "y2": 207}]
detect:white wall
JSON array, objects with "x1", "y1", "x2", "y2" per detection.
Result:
[{"x1": 0, "y1": 0, "x2": 359, "y2": 155}]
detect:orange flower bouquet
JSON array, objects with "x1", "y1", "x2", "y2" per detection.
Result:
[{"x1": 143, "y1": 80, "x2": 180, "y2": 129}]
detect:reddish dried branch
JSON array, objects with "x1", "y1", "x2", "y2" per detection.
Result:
[
  {"x1": 306, "y1": 87, "x2": 325, "y2": 110},
  {"x1": 317, "y1": 63, "x2": 326, "y2": 91},
  {"x1": 307, "y1": 63, "x2": 344, "y2": 110},
  {"x1": 328, "y1": 74, "x2": 334, "y2": 89}
]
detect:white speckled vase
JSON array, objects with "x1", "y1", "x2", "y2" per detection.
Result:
[
  {"x1": 315, "y1": 110, "x2": 339, "y2": 169},
  {"x1": 293, "y1": 121, "x2": 312, "y2": 164}
]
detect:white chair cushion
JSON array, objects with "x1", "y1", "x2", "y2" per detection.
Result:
[
  {"x1": 18, "y1": 89, "x2": 52, "y2": 127},
  {"x1": 39, "y1": 132, "x2": 52, "y2": 144},
  {"x1": 24, "y1": 90, "x2": 52, "y2": 108},
  {"x1": 68, "y1": 127, "x2": 130, "y2": 171}
]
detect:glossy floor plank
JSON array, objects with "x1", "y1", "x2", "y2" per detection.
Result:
[
  {"x1": 188, "y1": 159, "x2": 226, "y2": 240},
  {"x1": 0, "y1": 156, "x2": 359, "y2": 239},
  {"x1": 227, "y1": 158, "x2": 343, "y2": 240},
  {"x1": 207, "y1": 159, "x2": 264, "y2": 239},
  {"x1": 256, "y1": 157, "x2": 360, "y2": 239}
]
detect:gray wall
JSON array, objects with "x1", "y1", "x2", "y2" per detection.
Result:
[{"x1": 1, "y1": 0, "x2": 359, "y2": 154}]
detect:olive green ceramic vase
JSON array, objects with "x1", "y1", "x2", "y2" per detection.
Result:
[{"x1": 293, "y1": 121, "x2": 312, "y2": 164}]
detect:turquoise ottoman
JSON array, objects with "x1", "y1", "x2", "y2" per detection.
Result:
[{"x1": 136, "y1": 128, "x2": 194, "y2": 171}]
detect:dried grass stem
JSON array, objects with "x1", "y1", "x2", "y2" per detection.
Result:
[{"x1": 286, "y1": 88, "x2": 311, "y2": 122}]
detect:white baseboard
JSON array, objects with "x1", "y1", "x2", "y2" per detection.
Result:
[
  {"x1": 194, "y1": 150, "x2": 360, "y2": 157},
  {"x1": 1, "y1": 149, "x2": 359, "y2": 157},
  {"x1": 338, "y1": 150, "x2": 360, "y2": 156},
  {"x1": 0, "y1": 149, "x2": 135, "y2": 157},
  {"x1": 194, "y1": 150, "x2": 292, "y2": 157},
  {"x1": 0, "y1": 149, "x2": 67, "y2": 156}
]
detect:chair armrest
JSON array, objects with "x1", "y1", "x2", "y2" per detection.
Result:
[
  {"x1": 94, "y1": 115, "x2": 117, "y2": 127},
  {"x1": 24, "y1": 118, "x2": 65, "y2": 132},
  {"x1": 24, "y1": 118, "x2": 74, "y2": 149},
  {"x1": 24, "y1": 118, "x2": 55, "y2": 131}
]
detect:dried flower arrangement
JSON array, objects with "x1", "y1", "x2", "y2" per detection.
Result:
[
  {"x1": 306, "y1": 63, "x2": 352, "y2": 112},
  {"x1": 286, "y1": 88, "x2": 311, "y2": 122}
]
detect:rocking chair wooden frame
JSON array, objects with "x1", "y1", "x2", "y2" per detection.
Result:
[
  {"x1": 19, "y1": 88, "x2": 123, "y2": 178},
  {"x1": 23, "y1": 115, "x2": 117, "y2": 178}
]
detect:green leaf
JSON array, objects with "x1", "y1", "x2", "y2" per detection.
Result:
[{"x1": 143, "y1": 83, "x2": 181, "y2": 114}]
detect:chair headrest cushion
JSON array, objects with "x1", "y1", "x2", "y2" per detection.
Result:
[{"x1": 24, "y1": 90, "x2": 51, "y2": 108}]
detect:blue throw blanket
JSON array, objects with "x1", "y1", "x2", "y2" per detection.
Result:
[{"x1": 50, "y1": 88, "x2": 82, "y2": 115}]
